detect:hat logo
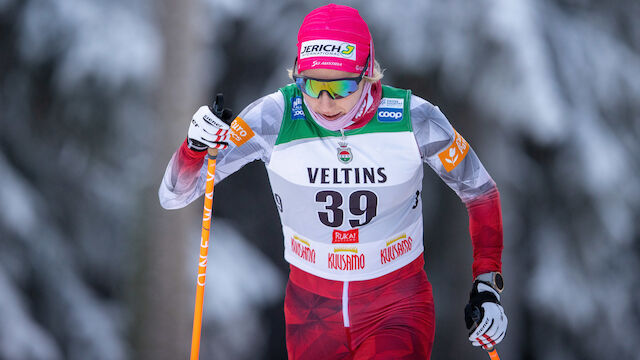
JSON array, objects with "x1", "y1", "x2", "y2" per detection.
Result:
[
  {"x1": 300, "y1": 40, "x2": 357, "y2": 60},
  {"x1": 341, "y1": 44, "x2": 355, "y2": 56}
]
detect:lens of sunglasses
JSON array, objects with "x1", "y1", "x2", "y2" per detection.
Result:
[{"x1": 295, "y1": 77, "x2": 360, "y2": 99}]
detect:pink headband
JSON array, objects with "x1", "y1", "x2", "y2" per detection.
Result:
[{"x1": 296, "y1": 4, "x2": 374, "y2": 76}]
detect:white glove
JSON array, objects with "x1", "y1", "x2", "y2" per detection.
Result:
[
  {"x1": 187, "y1": 105, "x2": 232, "y2": 151},
  {"x1": 465, "y1": 281, "x2": 508, "y2": 349}
]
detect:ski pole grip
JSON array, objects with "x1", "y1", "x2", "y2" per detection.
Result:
[
  {"x1": 207, "y1": 93, "x2": 233, "y2": 157},
  {"x1": 210, "y1": 93, "x2": 225, "y2": 119}
]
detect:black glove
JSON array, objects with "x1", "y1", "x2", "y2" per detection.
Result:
[{"x1": 464, "y1": 278, "x2": 508, "y2": 349}]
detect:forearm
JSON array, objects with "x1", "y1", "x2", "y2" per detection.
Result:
[
  {"x1": 158, "y1": 138, "x2": 207, "y2": 209},
  {"x1": 465, "y1": 185, "x2": 504, "y2": 279}
]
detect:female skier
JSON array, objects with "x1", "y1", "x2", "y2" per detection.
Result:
[{"x1": 160, "y1": 4, "x2": 507, "y2": 359}]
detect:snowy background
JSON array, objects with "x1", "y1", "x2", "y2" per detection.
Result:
[{"x1": 1, "y1": 0, "x2": 639, "y2": 359}]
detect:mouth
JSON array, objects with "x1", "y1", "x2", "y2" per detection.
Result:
[{"x1": 322, "y1": 113, "x2": 342, "y2": 121}]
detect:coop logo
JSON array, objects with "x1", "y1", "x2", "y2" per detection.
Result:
[
  {"x1": 332, "y1": 229, "x2": 359, "y2": 244},
  {"x1": 380, "y1": 234, "x2": 413, "y2": 265},
  {"x1": 292, "y1": 97, "x2": 305, "y2": 120},
  {"x1": 378, "y1": 110, "x2": 402, "y2": 121},
  {"x1": 437, "y1": 130, "x2": 469, "y2": 172},
  {"x1": 291, "y1": 235, "x2": 316, "y2": 264},
  {"x1": 300, "y1": 40, "x2": 357, "y2": 60},
  {"x1": 229, "y1": 117, "x2": 255, "y2": 147},
  {"x1": 377, "y1": 98, "x2": 404, "y2": 122}
]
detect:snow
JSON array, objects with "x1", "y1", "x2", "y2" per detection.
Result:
[
  {"x1": 201, "y1": 220, "x2": 283, "y2": 324},
  {"x1": 0, "y1": 266, "x2": 62, "y2": 359},
  {"x1": 0, "y1": 153, "x2": 129, "y2": 359},
  {"x1": 187, "y1": 218, "x2": 284, "y2": 360},
  {"x1": 0, "y1": 153, "x2": 38, "y2": 238},
  {"x1": 19, "y1": 0, "x2": 160, "y2": 91}
]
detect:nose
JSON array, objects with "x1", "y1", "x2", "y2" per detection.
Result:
[{"x1": 316, "y1": 91, "x2": 335, "y2": 113}]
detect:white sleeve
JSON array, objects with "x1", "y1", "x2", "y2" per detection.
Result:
[
  {"x1": 214, "y1": 91, "x2": 284, "y2": 182},
  {"x1": 158, "y1": 91, "x2": 284, "y2": 209},
  {"x1": 410, "y1": 95, "x2": 495, "y2": 202}
]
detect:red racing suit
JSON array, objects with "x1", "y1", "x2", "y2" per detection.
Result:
[{"x1": 159, "y1": 85, "x2": 503, "y2": 359}]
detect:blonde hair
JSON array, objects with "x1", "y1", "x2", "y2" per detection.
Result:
[{"x1": 287, "y1": 60, "x2": 385, "y2": 83}]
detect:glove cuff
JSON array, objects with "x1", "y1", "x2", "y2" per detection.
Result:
[
  {"x1": 470, "y1": 280, "x2": 501, "y2": 305},
  {"x1": 187, "y1": 138, "x2": 208, "y2": 152}
]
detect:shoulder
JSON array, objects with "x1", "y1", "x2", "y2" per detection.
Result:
[
  {"x1": 408, "y1": 94, "x2": 458, "y2": 156},
  {"x1": 409, "y1": 95, "x2": 449, "y2": 127},
  {"x1": 235, "y1": 91, "x2": 285, "y2": 137},
  {"x1": 238, "y1": 91, "x2": 285, "y2": 120},
  {"x1": 411, "y1": 94, "x2": 455, "y2": 131},
  {"x1": 378, "y1": 87, "x2": 449, "y2": 130}
]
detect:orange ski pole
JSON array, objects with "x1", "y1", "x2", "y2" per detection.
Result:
[
  {"x1": 189, "y1": 147, "x2": 219, "y2": 360},
  {"x1": 189, "y1": 93, "x2": 231, "y2": 360},
  {"x1": 486, "y1": 347, "x2": 500, "y2": 360}
]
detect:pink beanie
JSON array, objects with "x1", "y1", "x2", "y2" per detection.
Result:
[{"x1": 297, "y1": 4, "x2": 374, "y2": 76}]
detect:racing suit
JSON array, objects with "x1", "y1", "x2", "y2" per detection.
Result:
[{"x1": 159, "y1": 84, "x2": 503, "y2": 359}]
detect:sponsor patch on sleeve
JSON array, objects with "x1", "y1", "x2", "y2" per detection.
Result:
[
  {"x1": 437, "y1": 130, "x2": 469, "y2": 172},
  {"x1": 229, "y1": 116, "x2": 255, "y2": 147}
]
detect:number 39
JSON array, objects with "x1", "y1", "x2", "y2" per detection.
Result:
[{"x1": 316, "y1": 190, "x2": 378, "y2": 228}]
